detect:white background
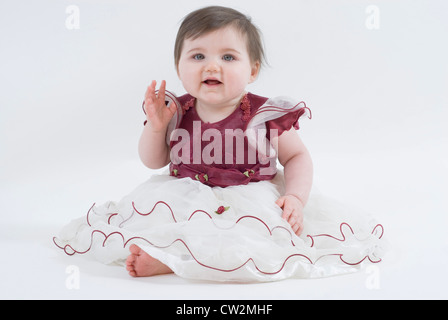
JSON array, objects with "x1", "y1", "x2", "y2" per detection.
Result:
[{"x1": 1, "y1": 0, "x2": 447, "y2": 299}]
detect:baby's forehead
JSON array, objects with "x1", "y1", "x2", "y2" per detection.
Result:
[{"x1": 182, "y1": 26, "x2": 248, "y2": 52}]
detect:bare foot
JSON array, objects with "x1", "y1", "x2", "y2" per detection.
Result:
[{"x1": 126, "y1": 244, "x2": 173, "y2": 277}]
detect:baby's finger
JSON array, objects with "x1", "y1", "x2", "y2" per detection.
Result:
[
  {"x1": 291, "y1": 222, "x2": 300, "y2": 234},
  {"x1": 282, "y1": 206, "x2": 293, "y2": 221},
  {"x1": 292, "y1": 220, "x2": 304, "y2": 235},
  {"x1": 288, "y1": 213, "x2": 297, "y2": 226},
  {"x1": 167, "y1": 99, "x2": 178, "y2": 116},
  {"x1": 296, "y1": 224, "x2": 304, "y2": 236},
  {"x1": 145, "y1": 80, "x2": 157, "y2": 100},
  {"x1": 157, "y1": 80, "x2": 166, "y2": 102},
  {"x1": 276, "y1": 197, "x2": 285, "y2": 209}
]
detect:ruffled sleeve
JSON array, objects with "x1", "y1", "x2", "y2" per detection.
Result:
[
  {"x1": 266, "y1": 107, "x2": 307, "y2": 136},
  {"x1": 247, "y1": 96, "x2": 311, "y2": 138}
]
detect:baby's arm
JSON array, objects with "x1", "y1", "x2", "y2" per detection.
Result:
[
  {"x1": 138, "y1": 80, "x2": 177, "y2": 169},
  {"x1": 274, "y1": 128, "x2": 313, "y2": 235}
]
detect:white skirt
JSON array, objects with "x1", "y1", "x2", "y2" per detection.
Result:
[{"x1": 54, "y1": 171, "x2": 386, "y2": 282}]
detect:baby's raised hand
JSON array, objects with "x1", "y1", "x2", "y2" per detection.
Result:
[
  {"x1": 276, "y1": 195, "x2": 304, "y2": 236},
  {"x1": 143, "y1": 80, "x2": 177, "y2": 133}
]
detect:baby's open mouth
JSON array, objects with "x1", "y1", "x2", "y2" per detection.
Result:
[{"x1": 203, "y1": 79, "x2": 222, "y2": 85}]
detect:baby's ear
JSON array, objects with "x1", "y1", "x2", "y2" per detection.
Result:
[{"x1": 249, "y1": 61, "x2": 261, "y2": 83}]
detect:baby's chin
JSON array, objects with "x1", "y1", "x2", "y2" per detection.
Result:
[{"x1": 196, "y1": 89, "x2": 246, "y2": 106}]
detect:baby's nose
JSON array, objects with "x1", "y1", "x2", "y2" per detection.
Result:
[{"x1": 205, "y1": 59, "x2": 221, "y2": 72}]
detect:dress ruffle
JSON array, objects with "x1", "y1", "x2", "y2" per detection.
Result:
[{"x1": 54, "y1": 171, "x2": 386, "y2": 282}]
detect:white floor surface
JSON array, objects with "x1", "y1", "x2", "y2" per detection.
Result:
[{"x1": 1, "y1": 144, "x2": 447, "y2": 300}]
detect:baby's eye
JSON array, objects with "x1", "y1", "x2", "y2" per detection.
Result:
[
  {"x1": 193, "y1": 54, "x2": 205, "y2": 60},
  {"x1": 222, "y1": 54, "x2": 235, "y2": 62}
]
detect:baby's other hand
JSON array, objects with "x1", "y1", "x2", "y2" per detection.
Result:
[{"x1": 276, "y1": 195, "x2": 304, "y2": 236}]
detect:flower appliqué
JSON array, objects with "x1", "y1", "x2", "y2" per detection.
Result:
[
  {"x1": 243, "y1": 169, "x2": 255, "y2": 178},
  {"x1": 215, "y1": 206, "x2": 230, "y2": 215},
  {"x1": 195, "y1": 173, "x2": 209, "y2": 183},
  {"x1": 183, "y1": 98, "x2": 195, "y2": 114},
  {"x1": 240, "y1": 94, "x2": 251, "y2": 122}
]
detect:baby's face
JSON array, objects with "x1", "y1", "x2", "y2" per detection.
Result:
[{"x1": 177, "y1": 25, "x2": 259, "y2": 107}]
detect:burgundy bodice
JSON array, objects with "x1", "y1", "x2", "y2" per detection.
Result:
[{"x1": 167, "y1": 92, "x2": 307, "y2": 188}]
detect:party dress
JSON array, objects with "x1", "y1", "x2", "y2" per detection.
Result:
[{"x1": 54, "y1": 92, "x2": 386, "y2": 282}]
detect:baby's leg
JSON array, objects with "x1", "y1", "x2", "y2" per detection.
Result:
[{"x1": 126, "y1": 244, "x2": 173, "y2": 277}]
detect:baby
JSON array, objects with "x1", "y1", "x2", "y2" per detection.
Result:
[
  {"x1": 127, "y1": 6, "x2": 312, "y2": 277},
  {"x1": 55, "y1": 6, "x2": 384, "y2": 282}
]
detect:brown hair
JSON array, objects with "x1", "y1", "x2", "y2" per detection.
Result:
[{"x1": 174, "y1": 6, "x2": 265, "y2": 69}]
